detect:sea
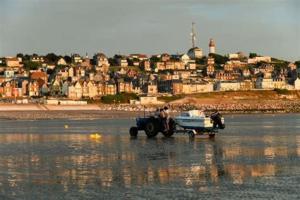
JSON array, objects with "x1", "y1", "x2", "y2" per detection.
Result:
[{"x1": 0, "y1": 114, "x2": 299, "y2": 199}]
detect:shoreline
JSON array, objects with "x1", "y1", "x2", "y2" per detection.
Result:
[{"x1": 0, "y1": 104, "x2": 298, "y2": 120}]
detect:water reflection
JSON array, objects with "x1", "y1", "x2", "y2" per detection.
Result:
[{"x1": 0, "y1": 133, "x2": 299, "y2": 196}]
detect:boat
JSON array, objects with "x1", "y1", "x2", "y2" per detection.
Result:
[{"x1": 174, "y1": 110, "x2": 225, "y2": 132}]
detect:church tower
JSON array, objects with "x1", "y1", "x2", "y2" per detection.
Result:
[{"x1": 209, "y1": 38, "x2": 216, "y2": 54}]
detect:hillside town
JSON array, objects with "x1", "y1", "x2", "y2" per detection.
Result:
[{"x1": 1, "y1": 28, "x2": 300, "y2": 105}]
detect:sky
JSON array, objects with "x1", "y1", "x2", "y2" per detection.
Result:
[{"x1": 0, "y1": 0, "x2": 299, "y2": 61}]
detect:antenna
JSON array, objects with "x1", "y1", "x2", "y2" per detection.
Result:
[{"x1": 191, "y1": 22, "x2": 196, "y2": 48}]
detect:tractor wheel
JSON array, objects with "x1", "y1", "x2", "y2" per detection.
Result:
[
  {"x1": 145, "y1": 119, "x2": 159, "y2": 138},
  {"x1": 162, "y1": 118, "x2": 176, "y2": 138},
  {"x1": 188, "y1": 130, "x2": 195, "y2": 138},
  {"x1": 129, "y1": 127, "x2": 138, "y2": 137}
]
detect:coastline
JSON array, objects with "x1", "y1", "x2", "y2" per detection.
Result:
[{"x1": 0, "y1": 103, "x2": 299, "y2": 120}]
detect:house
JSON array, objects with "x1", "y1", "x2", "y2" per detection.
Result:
[
  {"x1": 145, "y1": 83, "x2": 158, "y2": 95},
  {"x1": 57, "y1": 58, "x2": 67, "y2": 65},
  {"x1": 82, "y1": 81, "x2": 89, "y2": 97},
  {"x1": 215, "y1": 70, "x2": 239, "y2": 81},
  {"x1": 255, "y1": 77, "x2": 273, "y2": 89},
  {"x1": 248, "y1": 56, "x2": 271, "y2": 64},
  {"x1": 61, "y1": 81, "x2": 69, "y2": 96},
  {"x1": 172, "y1": 80, "x2": 213, "y2": 94},
  {"x1": 105, "y1": 82, "x2": 117, "y2": 95},
  {"x1": 21, "y1": 80, "x2": 29, "y2": 96},
  {"x1": 31, "y1": 56, "x2": 44, "y2": 63},
  {"x1": 215, "y1": 81, "x2": 241, "y2": 91},
  {"x1": 141, "y1": 60, "x2": 151, "y2": 71},
  {"x1": 80, "y1": 58, "x2": 92, "y2": 69},
  {"x1": 6, "y1": 57, "x2": 22, "y2": 68},
  {"x1": 51, "y1": 79, "x2": 62, "y2": 96},
  {"x1": 161, "y1": 53, "x2": 171, "y2": 62},
  {"x1": 206, "y1": 65, "x2": 215, "y2": 76},
  {"x1": 68, "y1": 67, "x2": 75, "y2": 78},
  {"x1": 94, "y1": 53, "x2": 110, "y2": 66},
  {"x1": 3, "y1": 82, "x2": 13, "y2": 97},
  {"x1": 186, "y1": 60, "x2": 196, "y2": 70},
  {"x1": 117, "y1": 57, "x2": 128, "y2": 67},
  {"x1": 240, "y1": 80, "x2": 254, "y2": 90},
  {"x1": 242, "y1": 69, "x2": 251, "y2": 77},
  {"x1": 138, "y1": 96, "x2": 164, "y2": 105},
  {"x1": 207, "y1": 57, "x2": 215, "y2": 65},
  {"x1": 4, "y1": 70, "x2": 14, "y2": 78},
  {"x1": 28, "y1": 81, "x2": 40, "y2": 96},
  {"x1": 30, "y1": 71, "x2": 48, "y2": 83},
  {"x1": 87, "y1": 81, "x2": 98, "y2": 98},
  {"x1": 180, "y1": 54, "x2": 190, "y2": 65},
  {"x1": 72, "y1": 54, "x2": 83, "y2": 63},
  {"x1": 187, "y1": 47, "x2": 203, "y2": 59},
  {"x1": 154, "y1": 62, "x2": 165, "y2": 71},
  {"x1": 40, "y1": 83, "x2": 49, "y2": 96},
  {"x1": 118, "y1": 80, "x2": 133, "y2": 93},
  {"x1": 129, "y1": 54, "x2": 148, "y2": 61},
  {"x1": 68, "y1": 82, "x2": 82, "y2": 99}
]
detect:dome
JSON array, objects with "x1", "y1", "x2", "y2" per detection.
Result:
[{"x1": 187, "y1": 47, "x2": 203, "y2": 59}]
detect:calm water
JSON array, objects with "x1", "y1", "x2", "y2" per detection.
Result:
[{"x1": 0, "y1": 114, "x2": 299, "y2": 199}]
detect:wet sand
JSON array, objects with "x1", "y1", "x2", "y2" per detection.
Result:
[{"x1": 0, "y1": 114, "x2": 299, "y2": 199}]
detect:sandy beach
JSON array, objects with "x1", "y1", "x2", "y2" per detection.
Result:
[{"x1": 0, "y1": 101, "x2": 299, "y2": 120}]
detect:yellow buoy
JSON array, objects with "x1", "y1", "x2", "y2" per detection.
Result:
[
  {"x1": 90, "y1": 133, "x2": 102, "y2": 139},
  {"x1": 64, "y1": 125, "x2": 69, "y2": 129}
]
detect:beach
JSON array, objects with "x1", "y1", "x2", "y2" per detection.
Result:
[{"x1": 0, "y1": 101, "x2": 300, "y2": 120}]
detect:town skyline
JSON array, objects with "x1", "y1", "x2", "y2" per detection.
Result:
[{"x1": 0, "y1": 0, "x2": 299, "y2": 61}]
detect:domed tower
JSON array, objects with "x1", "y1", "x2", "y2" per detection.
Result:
[{"x1": 209, "y1": 38, "x2": 216, "y2": 54}]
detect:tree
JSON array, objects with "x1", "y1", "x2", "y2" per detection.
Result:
[
  {"x1": 249, "y1": 53, "x2": 258, "y2": 58},
  {"x1": 64, "y1": 55, "x2": 72, "y2": 64},
  {"x1": 295, "y1": 61, "x2": 300, "y2": 69},
  {"x1": 23, "y1": 61, "x2": 39, "y2": 71},
  {"x1": 45, "y1": 53, "x2": 59, "y2": 64},
  {"x1": 208, "y1": 54, "x2": 228, "y2": 65},
  {"x1": 16, "y1": 53, "x2": 24, "y2": 59},
  {"x1": 196, "y1": 56, "x2": 207, "y2": 65}
]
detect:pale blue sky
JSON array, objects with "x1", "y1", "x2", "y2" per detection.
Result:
[{"x1": 0, "y1": 0, "x2": 299, "y2": 61}]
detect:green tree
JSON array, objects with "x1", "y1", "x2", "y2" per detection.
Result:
[
  {"x1": 249, "y1": 53, "x2": 258, "y2": 58},
  {"x1": 64, "y1": 55, "x2": 72, "y2": 64},
  {"x1": 23, "y1": 61, "x2": 39, "y2": 71},
  {"x1": 295, "y1": 61, "x2": 300, "y2": 69},
  {"x1": 45, "y1": 53, "x2": 59, "y2": 64},
  {"x1": 208, "y1": 53, "x2": 228, "y2": 65}
]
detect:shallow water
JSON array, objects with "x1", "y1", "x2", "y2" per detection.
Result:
[{"x1": 0, "y1": 114, "x2": 299, "y2": 199}]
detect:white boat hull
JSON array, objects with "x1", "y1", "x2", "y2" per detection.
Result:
[{"x1": 175, "y1": 116, "x2": 214, "y2": 129}]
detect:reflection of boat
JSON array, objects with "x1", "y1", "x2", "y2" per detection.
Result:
[{"x1": 174, "y1": 110, "x2": 225, "y2": 137}]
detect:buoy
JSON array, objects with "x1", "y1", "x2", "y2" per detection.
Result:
[
  {"x1": 64, "y1": 125, "x2": 69, "y2": 129},
  {"x1": 90, "y1": 133, "x2": 102, "y2": 139}
]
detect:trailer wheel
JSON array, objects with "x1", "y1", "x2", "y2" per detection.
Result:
[
  {"x1": 145, "y1": 119, "x2": 159, "y2": 138},
  {"x1": 129, "y1": 127, "x2": 138, "y2": 137}
]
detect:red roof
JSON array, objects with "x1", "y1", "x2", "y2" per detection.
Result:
[{"x1": 30, "y1": 72, "x2": 47, "y2": 80}]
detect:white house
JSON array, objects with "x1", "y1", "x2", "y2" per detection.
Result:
[
  {"x1": 180, "y1": 54, "x2": 190, "y2": 65},
  {"x1": 248, "y1": 56, "x2": 271, "y2": 64},
  {"x1": 215, "y1": 81, "x2": 241, "y2": 91}
]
